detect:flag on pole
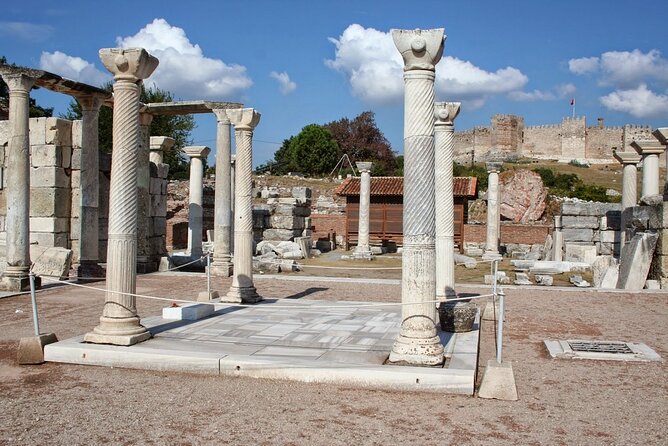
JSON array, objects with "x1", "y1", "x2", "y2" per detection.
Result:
[
  {"x1": 570, "y1": 98, "x2": 575, "y2": 106},
  {"x1": 570, "y1": 98, "x2": 576, "y2": 117}
]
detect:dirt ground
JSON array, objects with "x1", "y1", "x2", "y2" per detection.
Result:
[{"x1": 0, "y1": 272, "x2": 666, "y2": 445}]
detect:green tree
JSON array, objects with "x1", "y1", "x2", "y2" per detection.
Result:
[
  {"x1": 0, "y1": 56, "x2": 54, "y2": 118},
  {"x1": 62, "y1": 82, "x2": 195, "y2": 179},
  {"x1": 324, "y1": 111, "x2": 397, "y2": 175},
  {"x1": 271, "y1": 136, "x2": 297, "y2": 175},
  {"x1": 289, "y1": 124, "x2": 340, "y2": 176}
]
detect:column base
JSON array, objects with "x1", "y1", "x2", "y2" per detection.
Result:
[
  {"x1": 208, "y1": 262, "x2": 234, "y2": 277},
  {"x1": 482, "y1": 251, "x2": 502, "y2": 261},
  {"x1": 388, "y1": 333, "x2": 444, "y2": 366},
  {"x1": 351, "y1": 249, "x2": 373, "y2": 260},
  {"x1": 76, "y1": 261, "x2": 106, "y2": 280},
  {"x1": 0, "y1": 274, "x2": 39, "y2": 292},
  {"x1": 84, "y1": 316, "x2": 151, "y2": 346},
  {"x1": 223, "y1": 285, "x2": 262, "y2": 304}
]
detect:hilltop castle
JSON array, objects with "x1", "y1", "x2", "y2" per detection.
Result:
[{"x1": 453, "y1": 115, "x2": 653, "y2": 164}]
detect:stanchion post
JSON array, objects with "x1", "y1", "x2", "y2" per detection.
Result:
[
  {"x1": 496, "y1": 272, "x2": 505, "y2": 364},
  {"x1": 29, "y1": 272, "x2": 40, "y2": 336},
  {"x1": 206, "y1": 254, "x2": 211, "y2": 298}
]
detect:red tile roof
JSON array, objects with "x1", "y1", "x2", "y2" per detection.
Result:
[{"x1": 335, "y1": 176, "x2": 477, "y2": 197}]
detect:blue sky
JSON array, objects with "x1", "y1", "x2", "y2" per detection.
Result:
[{"x1": 2, "y1": 0, "x2": 667, "y2": 167}]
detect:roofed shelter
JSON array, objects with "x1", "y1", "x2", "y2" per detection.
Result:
[{"x1": 335, "y1": 176, "x2": 477, "y2": 251}]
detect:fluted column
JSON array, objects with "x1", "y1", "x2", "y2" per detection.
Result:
[
  {"x1": 652, "y1": 128, "x2": 668, "y2": 197},
  {"x1": 75, "y1": 94, "x2": 105, "y2": 279},
  {"x1": 210, "y1": 109, "x2": 233, "y2": 276},
  {"x1": 389, "y1": 28, "x2": 445, "y2": 366},
  {"x1": 434, "y1": 102, "x2": 460, "y2": 301},
  {"x1": 136, "y1": 111, "x2": 154, "y2": 273},
  {"x1": 224, "y1": 108, "x2": 262, "y2": 303},
  {"x1": 149, "y1": 136, "x2": 175, "y2": 165},
  {"x1": 632, "y1": 140, "x2": 663, "y2": 199},
  {"x1": 184, "y1": 146, "x2": 210, "y2": 259},
  {"x1": 482, "y1": 162, "x2": 503, "y2": 260},
  {"x1": 353, "y1": 161, "x2": 373, "y2": 259},
  {"x1": 85, "y1": 48, "x2": 158, "y2": 346},
  {"x1": 0, "y1": 73, "x2": 35, "y2": 291}
]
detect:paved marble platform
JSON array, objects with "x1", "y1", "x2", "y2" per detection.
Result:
[{"x1": 45, "y1": 299, "x2": 480, "y2": 394}]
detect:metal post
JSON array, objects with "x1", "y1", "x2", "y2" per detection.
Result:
[
  {"x1": 29, "y1": 272, "x2": 40, "y2": 336},
  {"x1": 206, "y1": 253, "x2": 211, "y2": 298},
  {"x1": 496, "y1": 264, "x2": 505, "y2": 364}
]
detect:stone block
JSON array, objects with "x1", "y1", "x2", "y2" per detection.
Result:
[
  {"x1": 70, "y1": 188, "x2": 80, "y2": 218},
  {"x1": 30, "y1": 166, "x2": 70, "y2": 189},
  {"x1": 291, "y1": 187, "x2": 312, "y2": 200},
  {"x1": 45, "y1": 117, "x2": 72, "y2": 146},
  {"x1": 157, "y1": 163, "x2": 169, "y2": 179},
  {"x1": 29, "y1": 117, "x2": 47, "y2": 145},
  {"x1": 31, "y1": 144, "x2": 63, "y2": 167},
  {"x1": 596, "y1": 242, "x2": 619, "y2": 256},
  {"x1": 17, "y1": 333, "x2": 58, "y2": 365},
  {"x1": 600, "y1": 211, "x2": 621, "y2": 230},
  {"x1": 565, "y1": 244, "x2": 597, "y2": 264},
  {"x1": 562, "y1": 228, "x2": 593, "y2": 242},
  {"x1": 31, "y1": 246, "x2": 73, "y2": 280},
  {"x1": 270, "y1": 215, "x2": 305, "y2": 230},
  {"x1": 0, "y1": 122, "x2": 8, "y2": 146},
  {"x1": 70, "y1": 169, "x2": 81, "y2": 189},
  {"x1": 599, "y1": 230, "x2": 618, "y2": 244},
  {"x1": 69, "y1": 217, "x2": 80, "y2": 240},
  {"x1": 62, "y1": 145, "x2": 72, "y2": 169},
  {"x1": 561, "y1": 201, "x2": 621, "y2": 216},
  {"x1": 262, "y1": 228, "x2": 301, "y2": 241},
  {"x1": 29, "y1": 231, "x2": 69, "y2": 248},
  {"x1": 150, "y1": 177, "x2": 163, "y2": 195},
  {"x1": 617, "y1": 232, "x2": 658, "y2": 290},
  {"x1": 622, "y1": 205, "x2": 661, "y2": 231},
  {"x1": 30, "y1": 217, "x2": 70, "y2": 233},
  {"x1": 534, "y1": 274, "x2": 553, "y2": 286},
  {"x1": 150, "y1": 194, "x2": 167, "y2": 217},
  {"x1": 153, "y1": 217, "x2": 167, "y2": 237},
  {"x1": 71, "y1": 119, "x2": 82, "y2": 148},
  {"x1": 562, "y1": 215, "x2": 599, "y2": 229}
]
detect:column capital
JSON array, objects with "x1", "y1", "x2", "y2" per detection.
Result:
[
  {"x1": 150, "y1": 136, "x2": 175, "y2": 152},
  {"x1": 356, "y1": 161, "x2": 373, "y2": 173},
  {"x1": 486, "y1": 161, "x2": 503, "y2": 173},
  {"x1": 652, "y1": 128, "x2": 668, "y2": 145},
  {"x1": 138, "y1": 111, "x2": 154, "y2": 126},
  {"x1": 99, "y1": 48, "x2": 159, "y2": 82},
  {"x1": 613, "y1": 149, "x2": 641, "y2": 165},
  {"x1": 227, "y1": 108, "x2": 261, "y2": 131},
  {"x1": 183, "y1": 145, "x2": 211, "y2": 159},
  {"x1": 392, "y1": 28, "x2": 445, "y2": 71},
  {"x1": 631, "y1": 139, "x2": 664, "y2": 156},
  {"x1": 2, "y1": 73, "x2": 35, "y2": 93},
  {"x1": 434, "y1": 102, "x2": 461, "y2": 126},
  {"x1": 76, "y1": 94, "x2": 104, "y2": 112},
  {"x1": 212, "y1": 108, "x2": 231, "y2": 124}
]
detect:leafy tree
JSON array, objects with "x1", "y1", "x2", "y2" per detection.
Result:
[
  {"x1": 0, "y1": 56, "x2": 54, "y2": 118},
  {"x1": 270, "y1": 136, "x2": 298, "y2": 175},
  {"x1": 62, "y1": 82, "x2": 195, "y2": 179},
  {"x1": 324, "y1": 111, "x2": 397, "y2": 175},
  {"x1": 453, "y1": 162, "x2": 490, "y2": 190},
  {"x1": 289, "y1": 124, "x2": 340, "y2": 176},
  {"x1": 533, "y1": 167, "x2": 617, "y2": 202}
]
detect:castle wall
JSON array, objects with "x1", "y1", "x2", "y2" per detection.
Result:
[
  {"x1": 560, "y1": 117, "x2": 586, "y2": 159},
  {"x1": 523, "y1": 124, "x2": 561, "y2": 158},
  {"x1": 586, "y1": 126, "x2": 622, "y2": 160},
  {"x1": 491, "y1": 114, "x2": 524, "y2": 158}
]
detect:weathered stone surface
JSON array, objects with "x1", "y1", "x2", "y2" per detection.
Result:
[
  {"x1": 454, "y1": 253, "x2": 476, "y2": 268},
  {"x1": 438, "y1": 301, "x2": 477, "y2": 332},
  {"x1": 600, "y1": 265, "x2": 619, "y2": 288},
  {"x1": 534, "y1": 274, "x2": 553, "y2": 286},
  {"x1": 270, "y1": 215, "x2": 305, "y2": 230},
  {"x1": 569, "y1": 275, "x2": 591, "y2": 287},
  {"x1": 30, "y1": 188, "x2": 71, "y2": 218},
  {"x1": 30, "y1": 166, "x2": 70, "y2": 188},
  {"x1": 562, "y1": 215, "x2": 599, "y2": 229},
  {"x1": 17, "y1": 333, "x2": 58, "y2": 365},
  {"x1": 291, "y1": 187, "x2": 311, "y2": 200},
  {"x1": 562, "y1": 228, "x2": 594, "y2": 242},
  {"x1": 262, "y1": 228, "x2": 301, "y2": 241},
  {"x1": 565, "y1": 244, "x2": 597, "y2": 265},
  {"x1": 592, "y1": 255, "x2": 617, "y2": 287},
  {"x1": 31, "y1": 246, "x2": 72, "y2": 280},
  {"x1": 514, "y1": 272, "x2": 532, "y2": 285},
  {"x1": 498, "y1": 169, "x2": 547, "y2": 223},
  {"x1": 31, "y1": 144, "x2": 64, "y2": 167},
  {"x1": 561, "y1": 201, "x2": 621, "y2": 216},
  {"x1": 600, "y1": 212, "x2": 621, "y2": 230},
  {"x1": 617, "y1": 232, "x2": 658, "y2": 290}
]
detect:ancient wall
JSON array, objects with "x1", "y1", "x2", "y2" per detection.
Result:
[
  {"x1": 491, "y1": 114, "x2": 524, "y2": 158},
  {"x1": 522, "y1": 124, "x2": 561, "y2": 158},
  {"x1": 586, "y1": 126, "x2": 622, "y2": 159},
  {"x1": 560, "y1": 201, "x2": 621, "y2": 256}
]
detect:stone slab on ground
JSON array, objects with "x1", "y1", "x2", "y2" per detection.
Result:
[
  {"x1": 616, "y1": 232, "x2": 658, "y2": 290},
  {"x1": 30, "y1": 246, "x2": 72, "y2": 280},
  {"x1": 44, "y1": 299, "x2": 479, "y2": 395},
  {"x1": 162, "y1": 302, "x2": 215, "y2": 320},
  {"x1": 17, "y1": 333, "x2": 58, "y2": 364}
]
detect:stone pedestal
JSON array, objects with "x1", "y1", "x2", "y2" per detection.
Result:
[
  {"x1": 388, "y1": 28, "x2": 445, "y2": 366},
  {"x1": 632, "y1": 140, "x2": 664, "y2": 199},
  {"x1": 75, "y1": 95, "x2": 106, "y2": 279},
  {"x1": 482, "y1": 162, "x2": 503, "y2": 261},
  {"x1": 224, "y1": 108, "x2": 262, "y2": 304},
  {"x1": 184, "y1": 146, "x2": 210, "y2": 259},
  {"x1": 434, "y1": 102, "x2": 460, "y2": 301},
  {"x1": 85, "y1": 48, "x2": 159, "y2": 346},
  {"x1": 352, "y1": 162, "x2": 373, "y2": 260},
  {"x1": 210, "y1": 110, "x2": 234, "y2": 276},
  {"x1": 0, "y1": 73, "x2": 35, "y2": 291}
]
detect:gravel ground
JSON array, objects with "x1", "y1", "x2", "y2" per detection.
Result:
[{"x1": 0, "y1": 272, "x2": 666, "y2": 445}]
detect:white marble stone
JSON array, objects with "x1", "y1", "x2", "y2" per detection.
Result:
[
  {"x1": 482, "y1": 161, "x2": 503, "y2": 260},
  {"x1": 211, "y1": 109, "x2": 234, "y2": 277},
  {"x1": 184, "y1": 146, "x2": 210, "y2": 259},
  {"x1": 353, "y1": 162, "x2": 373, "y2": 260}
]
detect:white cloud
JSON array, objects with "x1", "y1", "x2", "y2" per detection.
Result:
[
  {"x1": 325, "y1": 24, "x2": 528, "y2": 108},
  {"x1": 556, "y1": 83, "x2": 577, "y2": 98},
  {"x1": 568, "y1": 56, "x2": 599, "y2": 75},
  {"x1": 570, "y1": 49, "x2": 668, "y2": 89},
  {"x1": 39, "y1": 51, "x2": 110, "y2": 86},
  {"x1": 508, "y1": 83, "x2": 576, "y2": 102},
  {"x1": 116, "y1": 18, "x2": 252, "y2": 100},
  {"x1": 0, "y1": 21, "x2": 54, "y2": 42},
  {"x1": 600, "y1": 84, "x2": 668, "y2": 118},
  {"x1": 270, "y1": 71, "x2": 297, "y2": 95}
]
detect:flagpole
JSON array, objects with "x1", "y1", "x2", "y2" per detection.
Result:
[{"x1": 571, "y1": 99, "x2": 576, "y2": 118}]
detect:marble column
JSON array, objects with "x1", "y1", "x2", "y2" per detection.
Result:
[
  {"x1": 210, "y1": 109, "x2": 233, "y2": 276},
  {"x1": 352, "y1": 161, "x2": 373, "y2": 260},
  {"x1": 0, "y1": 73, "x2": 35, "y2": 291},
  {"x1": 552, "y1": 215, "x2": 564, "y2": 262},
  {"x1": 85, "y1": 48, "x2": 158, "y2": 346},
  {"x1": 613, "y1": 150, "x2": 641, "y2": 211},
  {"x1": 434, "y1": 102, "x2": 461, "y2": 301},
  {"x1": 183, "y1": 146, "x2": 210, "y2": 259},
  {"x1": 652, "y1": 128, "x2": 668, "y2": 197},
  {"x1": 224, "y1": 108, "x2": 262, "y2": 303},
  {"x1": 389, "y1": 28, "x2": 445, "y2": 366},
  {"x1": 75, "y1": 94, "x2": 105, "y2": 279},
  {"x1": 136, "y1": 111, "x2": 154, "y2": 273},
  {"x1": 631, "y1": 140, "x2": 664, "y2": 198},
  {"x1": 149, "y1": 136, "x2": 175, "y2": 165},
  {"x1": 482, "y1": 162, "x2": 503, "y2": 260},
  {"x1": 230, "y1": 155, "x2": 236, "y2": 254}
]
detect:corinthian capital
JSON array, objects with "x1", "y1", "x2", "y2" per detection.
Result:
[
  {"x1": 392, "y1": 28, "x2": 445, "y2": 71},
  {"x1": 227, "y1": 108, "x2": 261, "y2": 131},
  {"x1": 99, "y1": 48, "x2": 159, "y2": 82},
  {"x1": 434, "y1": 102, "x2": 461, "y2": 126}
]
